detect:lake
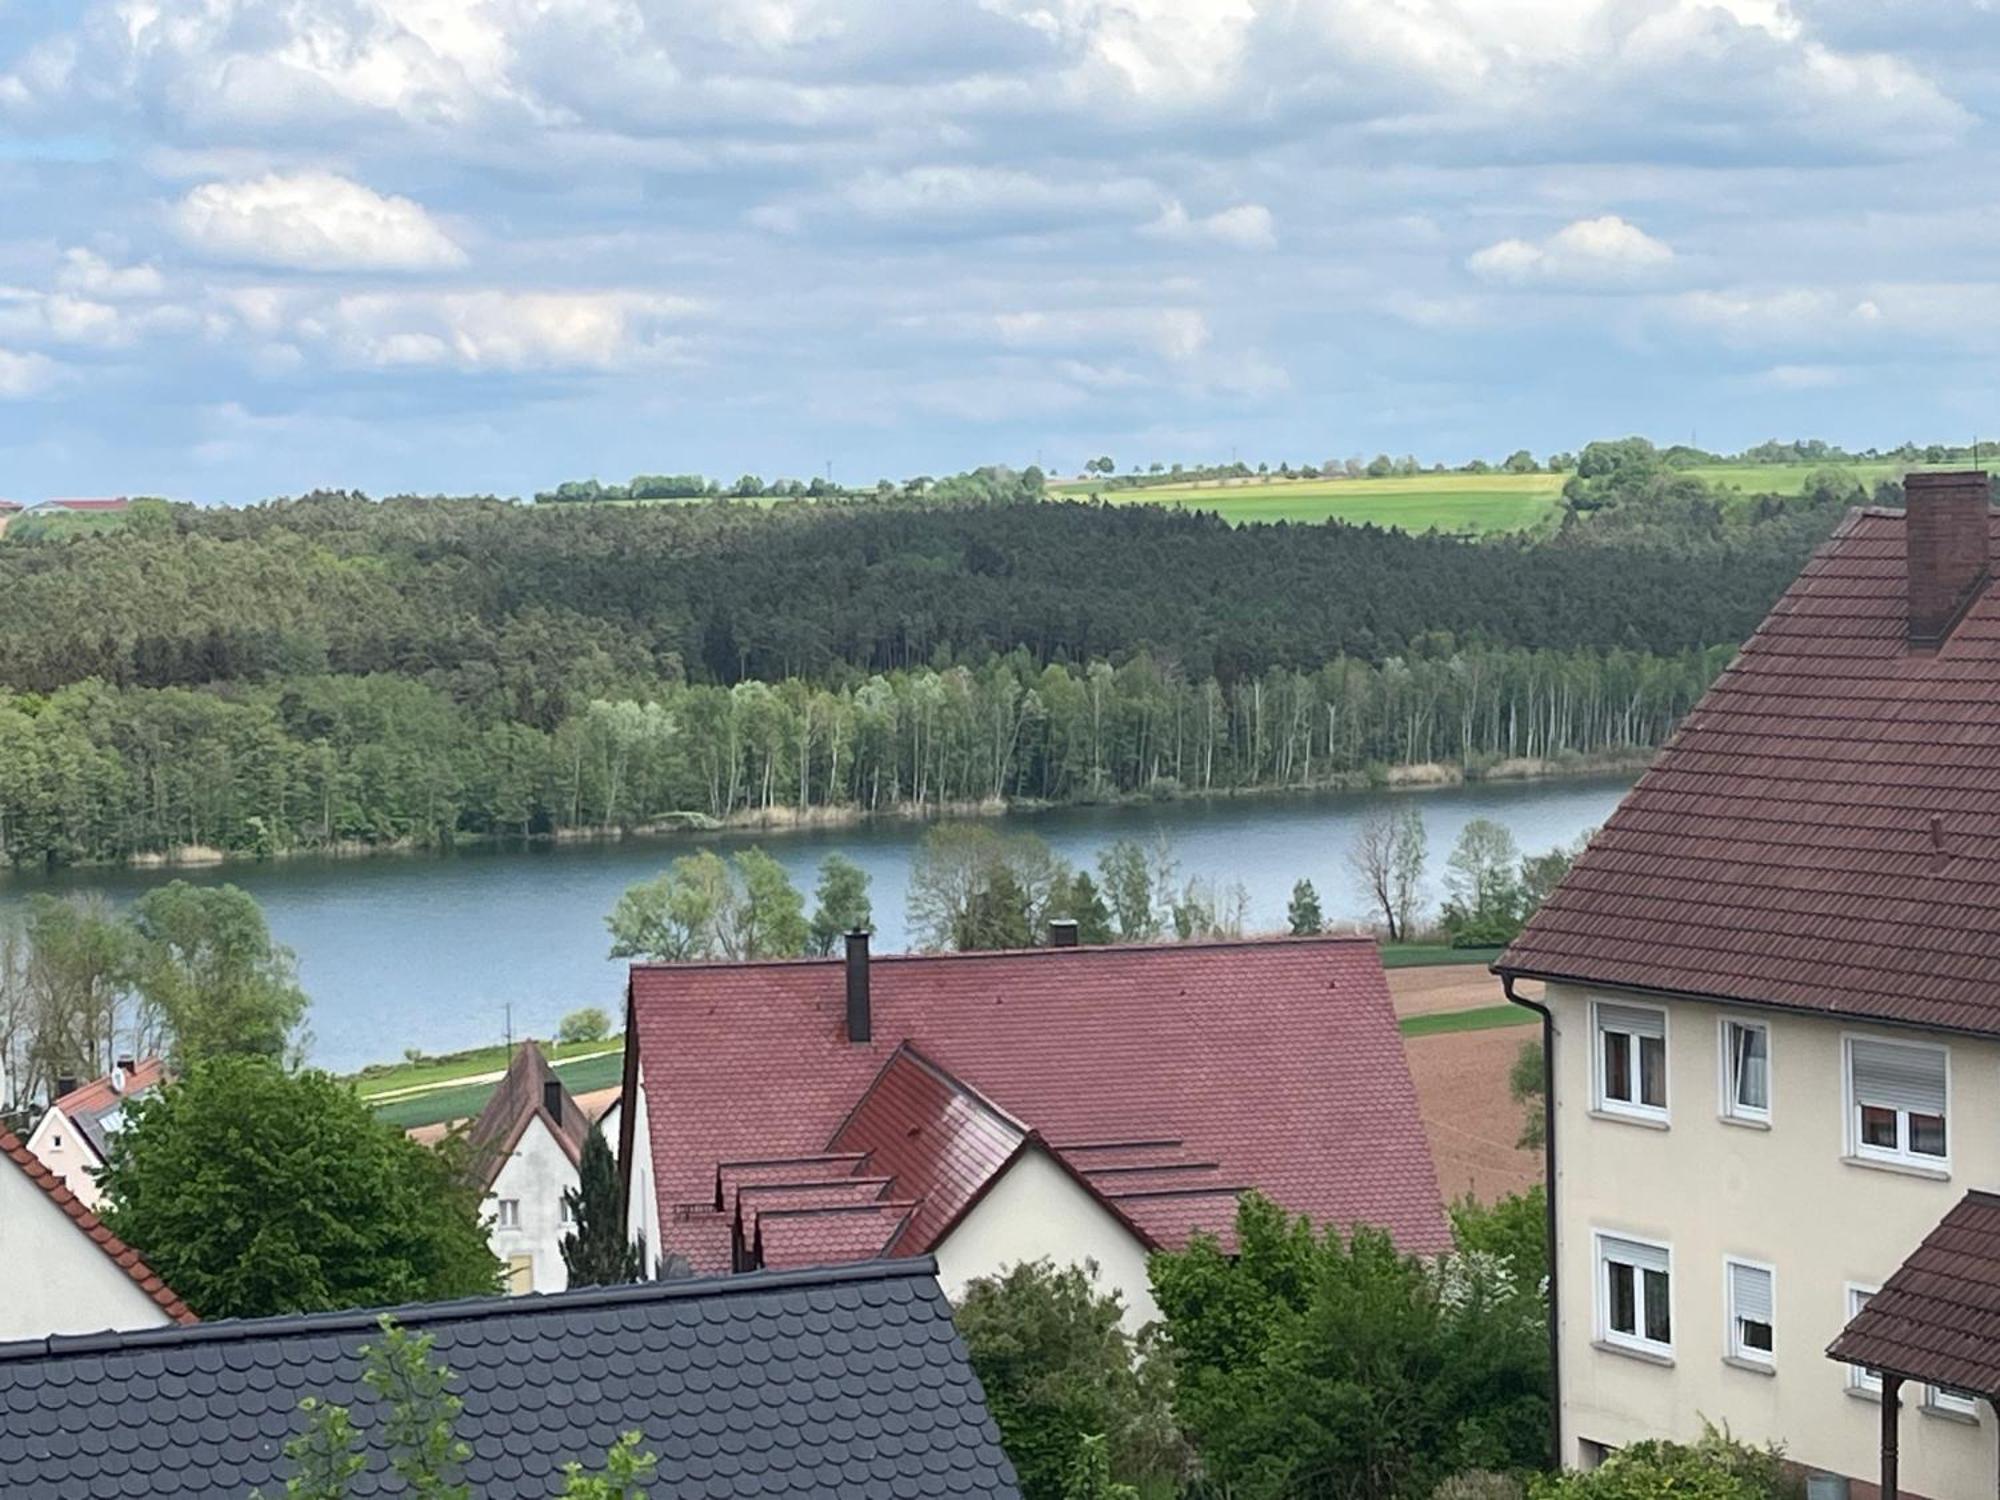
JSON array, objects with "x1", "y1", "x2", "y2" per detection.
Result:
[{"x1": 0, "y1": 776, "x2": 1632, "y2": 1073}]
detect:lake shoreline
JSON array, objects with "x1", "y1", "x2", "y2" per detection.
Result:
[{"x1": 33, "y1": 750, "x2": 1651, "y2": 877}]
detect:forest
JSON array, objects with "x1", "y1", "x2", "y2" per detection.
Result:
[{"x1": 0, "y1": 448, "x2": 1878, "y2": 866}]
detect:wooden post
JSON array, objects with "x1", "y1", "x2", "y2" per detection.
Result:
[{"x1": 1882, "y1": 1373, "x2": 1902, "y2": 1500}]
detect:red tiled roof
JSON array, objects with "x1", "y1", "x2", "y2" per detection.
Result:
[
  {"x1": 1829, "y1": 1190, "x2": 2000, "y2": 1395},
  {"x1": 39, "y1": 497, "x2": 129, "y2": 511},
  {"x1": 1, "y1": 1128, "x2": 196, "y2": 1326},
  {"x1": 756, "y1": 1202, "x2": 917, "y2": 1269},
  {"x1": 630, "y1": 935, "x2": 1448, "y2": 1275},
  {"x1": 0, "y1": 500, "x2": 22, "y2": 513},
  {"x1": 54, "y1": 1058, "x2": 167, "y2": 1165},
  {"x1": 828, "y1": 1046, "x2": 1028, "y2": 1256},
  {"x1": 1501, "y1": 502, "x2": 2000, "y2": 1034}
]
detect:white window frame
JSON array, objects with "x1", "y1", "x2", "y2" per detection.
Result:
[
  {"x1": 1718, "y1": 1016, "x2": 1771, "y2": 1124},
  {"x1": 1846, "y1": 1284, "x2": 1881, "y2": 1395},
  {"x1": 1926, "y1": 1384, "x2": 1980, "y2": 1420},
  {"x1": 559, "y1": 1197, "x2": 576, "y2": 1227},
  {"x1": 1843, "y1": 1033, "x2": 1951, "y2": 1172},
  {"x1": 1592, "y1": 999, "x2": 1670, "y2": 1123},
  {"x1": 1723, "y1": 1256, "x2": 1776, "y2": 1368},
  {"x1": 496, "y1": 1198, "x2": 521, "y2": 1230},
  {"x1": 1594, "y1": 1230, "x2": 1675, "y2": 1358}
]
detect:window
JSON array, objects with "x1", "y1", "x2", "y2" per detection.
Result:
[
  {"x1": 506, "y1": 1254, "x2": 533, "y2": 1295},
  {"x1": 560, "y1": 1198, "x2": 576, "y2": 1227},
  {"x1": 1846, "y1": 1037, "x2": 1948, "y2": 1168},
  {"x1": 1596, "y1": 1233, "x2": 1673, "y2": 1356},
  {"x1": 1927, "y1": 1385, "x2": 1980, "y2": 1420},
  {"x1": 1721, "y1": 1019, "x2": 1770, "y2": 1122},
  {"x1": 1725, "y1": 1259, "x2": 1775, "y2": 1366},
  {"x1": 50, "y1": 1133, "x2": 61, "y2": 1149},
  {"x1": 1594, "y1": 1002, "x2": 1668, "y2": 1120},
  {"x1": 1847, "y1": 1286, "x2": 1881, "y2": 1394},
  {"x1": 497, "y1": 1198, "x2": 521, "y2": 1229}
]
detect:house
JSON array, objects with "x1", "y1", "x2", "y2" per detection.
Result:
[
  {"x1": 0, "y1": 499, "x2": 20, "y2": 535},
  {"x1": 31, "y1": 496, "x2": 129, "y2": 513},
  {"x1": 461, "y1": 1042, "x2": 593, "y2": 1295},
  {"x1": 23, "y1": 1057, "x2": 167, "y2": 1210},
  {"x1": 0, "y1": 1257, "x2": 1020, "y2": 1498},
  {"x1": 0, "y1": 1127, "x2": 194, "y2": 1340},
  {"x1": 1498, "y1": 470, "x2": 2000, "y2": 1495},
  {"x1": 618, "y1": 932, "x2": 1449, "y2": 1327}
]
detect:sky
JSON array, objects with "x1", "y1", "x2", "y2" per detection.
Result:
[{"x1": 0, "y1": 0, "x2": 1997, "y2": 503}]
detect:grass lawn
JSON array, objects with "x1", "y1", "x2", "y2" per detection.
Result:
[
  {"x1": 1689, "y1": 461, "x2": 1899, "y2": 497},
  {"x1": 1379, "y1": 943, "x2": 1503, "y2": 969},
  {"x1": 353, "y1": 1036, "x2": 620, "y2": 1100},
  {"x1": 368, "y1": 1048, "x2": 628, "y2": 1130},
  {"x1": 1399, "y1": 1004, "x2": 1536, "y2": 1037}
]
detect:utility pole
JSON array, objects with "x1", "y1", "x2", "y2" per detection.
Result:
[{"x1": 504, "y1": 1002, "x2": 513, "y2": 1052}]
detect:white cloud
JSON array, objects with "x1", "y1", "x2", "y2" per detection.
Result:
[
  {"x1": 303, "y1": 289, "x2": 700, "y2": 371},
  {"x1": 1758, "y1": 363, "x2": 1847, "y2": 390},
  {"x1": 1468, "y1": 215, "x2": 1675, "y2": 286},
  {"x1": 1143, "y1": 201, "x2": 1276, "y2": 250},
  {"x1": 0, "y1": 347, "x2": 60, "y2": 398},
  {"x1": 172, "y1": 172, "x2": 467, "y2": 272},
  {"x1": 57, "y1": 248, "x2": 165, "y2": 299},
  {"x1": 837, "y1": 165, "x2": 1157, "y2": 227}
]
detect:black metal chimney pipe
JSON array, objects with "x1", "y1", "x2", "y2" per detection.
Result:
[
  {"x1": 1048, "y1": 919, "x2": 1080, "y2": 948},
  {"x1": 845, "y1": 929, "x2": 871, "y2": 1043},
  {"x1": 542, "y1": 1077, "x2": 563, "y2": 1123}
]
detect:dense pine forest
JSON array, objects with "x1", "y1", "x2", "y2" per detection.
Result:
[{"x1": 0, "y1": 452, "x2": 1883, "y2": 866}]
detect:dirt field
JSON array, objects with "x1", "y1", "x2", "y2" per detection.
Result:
[{"x1": 1387, "y1": 962, "x2": 1506, "y2": 1017}]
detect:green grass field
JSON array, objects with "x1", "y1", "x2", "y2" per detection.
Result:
[
  {"x1": 1052, "y1": 461, "x2": 1904, "y2": 536},
  {"x1": 367, "y1": 1048, "x2": 627, "y2": 1131},
  {"x1": 353, "y1": 1037, "x2": 619, "y2": 1100},
  {"x1": 1398, "y1": 1004, "x2": 1537, "y2": 1038},
  {"x1": 1052, "y1": 473, "x2": 1563, "y2": 535}
]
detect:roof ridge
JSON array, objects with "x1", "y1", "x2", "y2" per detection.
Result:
[
  {"x1": 0, "y1": 1257, "x2": 939, "y2": 1365},
  {"x1": 628, "y1": 931, "x2": 1377, "y2": 976}
]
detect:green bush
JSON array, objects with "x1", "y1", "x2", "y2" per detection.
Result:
[
  {"x1": 1435, "y1": 1473, "x2": 1524, "y2": 1500},
  {"x1": 558, "y1": 1007, "x2": 612, "y2": 1044},
  {"x1": 1530, "y1": 1428, "x2": 1796, "y2": 1499}
]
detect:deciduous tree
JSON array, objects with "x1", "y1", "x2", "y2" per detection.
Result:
[
  {"x1": 131, "y1": 881, "x2": 308, "y2": 1064},
  {"x1": 808, "y1": 853, "x2": 873, "y2": 955}
]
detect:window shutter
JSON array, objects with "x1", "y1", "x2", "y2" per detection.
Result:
[
  {"x1": 1730, "y1": 1262, "x2": 1773, "y2": 1325},
  {"x1": 1603, "y1": 1236, "x2": 1668, "y2": 1275},
  {"x1": 1851, "y1": 1039, "x2": 1947, "y2": 1115},
  {"x1": 1598, "y1": 1003, "x2": 1665, "y2": 1041}
]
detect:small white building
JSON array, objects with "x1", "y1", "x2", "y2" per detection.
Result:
[
  {"x1": 1, "y1": 1127, "x2": 193, "y2": 1339},
  {"x1": 23, "y1": 1058, "x2": 166, "y2": 1211},
  {"x1": 463, "y1": 1044, "x2": 592, "y2": 1295}
]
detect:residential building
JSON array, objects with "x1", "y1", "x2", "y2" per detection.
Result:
[
  {"x1": 0, "y1": 499, "x2": 20, "y2": 535},
  {"x1": 31, "y1": 496, "x2": 129, "y2": 514},
  {"x1": 0, "y1": 1127, "x2": 194, "y2": 1340},
  {"x1": 1499, "y1": 471, "x2": 2000, "y2": 1495},
  {"x1": 618, "y1": 932, "x2": 1449, "y2": 1326},
  {"x1": 23, "y1": 1057, "x2": 167, "y2": 1209},
  {"x1": 462, "y1": 1041, "x2": 590, "y2": 1295},
  {"x1": 0, "y1": 1258, "x2": 1020, "y2": 1498}
]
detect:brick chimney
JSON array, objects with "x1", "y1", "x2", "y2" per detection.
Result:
[{"x1": 1906, "y1": 470, "x2": 1993, "y2": 647}]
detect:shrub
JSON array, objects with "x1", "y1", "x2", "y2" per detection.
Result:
[
  {"x1": 558, "y1": 1007, "x2": 612, "y2": 1044},
  {"x1": 1435, "y1": 1473, "x2": 1525, "y2": 1500},
  {"x1": 1529, "y1": 1427, "x2": 1796, "y2": 1499}
]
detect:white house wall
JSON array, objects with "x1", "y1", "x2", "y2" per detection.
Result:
[
  {"x1": 23, "y1": 1107, "x2": 107, "y2": 1211},
  {"x1": 0, "y1": 1158, "x2": 174, "y2": 1339},
  {"x1": 933, "y1": 1147, "x2": 1160, "y2": 1333},
  {"x1": 1550, "y1": 981, "x2": 1996, "y2": 1496},
  {"x1": 625, "y1": 1063, "x2": 660, "y2": 1270},
  {"x1": 487, "y1": 1116, "x2": 579, "y2": 1295}
]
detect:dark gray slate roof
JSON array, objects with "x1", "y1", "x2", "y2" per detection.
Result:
[{"x1": 0, "y1": 1258, "x2": 1020, "y2": 1499}]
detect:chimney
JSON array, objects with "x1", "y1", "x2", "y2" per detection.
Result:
[
  {"x1": 1906, "y1": 470, "x2": 1993, "y2": 647},
  {"x1": 543, "y1": 1077, "x2": 563, "y2": 1123},
  {"x1": 55, "y1": 1076, "x2": 78, "y2": 1101},
  {"x1": 845, "y1": 929, "x2": 871, "y2": 1044},
  {"x1": 1048, "y1": 918, "x2": 1080, "y2": 948},
  {"x1": 116, "y1": 1056, "x2": 135, "y2": 1074}
]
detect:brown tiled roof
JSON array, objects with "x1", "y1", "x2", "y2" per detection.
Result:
[
  {"x1": 1829, "y1": 1190, "x2": 2000, "y2": 1395},
  {"x1": 462, "y1": 1043, "x2": 592, "y2": 1192},
  {"x1": 1500, "y1": 500, "x2": 2000, "y2": 1033},
  {"x1": 1, "y1": 1128, "x2": 196, "y2": 1325}
]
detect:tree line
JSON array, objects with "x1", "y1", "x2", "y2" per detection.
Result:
[{"x1": 0, "y1": 645, "x2": 1721, "y2": 866}]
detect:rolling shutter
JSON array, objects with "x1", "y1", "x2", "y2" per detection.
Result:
[
  {"x1": 1598, "y1": 1003, "x2": 1665, "y2": 1040},
  {"x1": 1850, "y1": 1039, "x2": 1947, "y2": 1116},
  {"x1": 1729, "y1": 1262, "x2": 1773, "y2": 1326},
  {"x1": 1602, "y1": 1235, "x2": 1668, "y2": 1275}
]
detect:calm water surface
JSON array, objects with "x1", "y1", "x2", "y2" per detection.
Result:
[{"x1": 0, "y1": 777, "x2": 1631, "y2": 1072}]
